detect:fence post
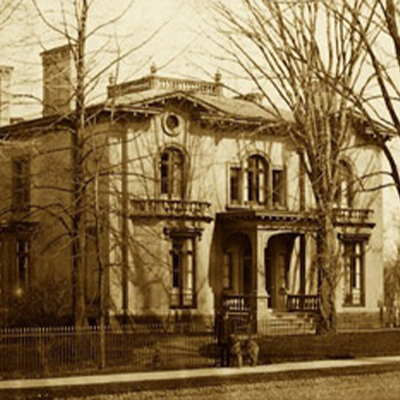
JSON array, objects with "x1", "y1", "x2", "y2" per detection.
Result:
[
  {"x1": 99, "y1": 320, "x2": 106, "y2": 370},
  {"x1": 38, "y1": 327, "x2": 49, "y2": 375}
]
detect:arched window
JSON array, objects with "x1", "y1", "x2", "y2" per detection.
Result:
[
  {"x1": 335, "y1": 160, "x2": 354, "y2": 208},
  {"x1": 246, "y1": 155, "x2": 269, "y2": 204},
  {"x1": 160, "y1": 148, "x2": 186, "y2": 199}
]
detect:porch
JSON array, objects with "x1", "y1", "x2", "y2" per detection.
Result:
[
  {"x1": 222, "y1": 293, "x2": 319, "y2": 335},
  {"x1": 218, "y1": 229, "x2": 319, "y2": 318}
]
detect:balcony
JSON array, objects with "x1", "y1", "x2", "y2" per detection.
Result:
[
  {"x1": 333, "y1": 208, "x2": 374, "y2": 226},
  {"x1": 130, "y1": 198, "x2": 213, "y2": 222}
]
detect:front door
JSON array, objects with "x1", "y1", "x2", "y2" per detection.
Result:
[
  {"x1": 265, "y1": 235, "x2": 293, "y2": 310},
  {"x1": 242, "y1": 240, "x2": 252, "y2": 295}
]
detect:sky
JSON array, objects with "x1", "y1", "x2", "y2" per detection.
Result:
[
  {"x1": 0, "y1": 0, "x2": 221, "y2": 119},
  {"x1": 1, "y1": 0, "x2": 399, "y2": 259}
]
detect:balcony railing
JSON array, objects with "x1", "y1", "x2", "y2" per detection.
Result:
[
  {"x1": 287, "y1": 294, "x2": 319, "y2": 312},
  {"x1": 333, "y1": 208, "x2": 374, "y2": 225},
  {"x1": 131, "y1": 198, "x2": 212, "y2": 221},
  {"x1": 108, "y1": 75, "x2": 220, "y2": 97}
]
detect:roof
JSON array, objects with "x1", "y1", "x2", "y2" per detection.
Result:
[
  {"x1": 110, "y1": 89, "x2": 293, "y2": 122},
  {"x1": 0, "y1": 80, "x2": 388, "y2": 141},
  {"x1": 0, "y1": 89, "x2": 290, "y2": 137}
]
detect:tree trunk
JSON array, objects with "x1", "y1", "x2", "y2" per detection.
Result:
[
  {"x1": 71, "y1": 0, "x2": 89, "y2": 328},
  {"x1": 316, "y1": 209, "x2": 338, "y2": 334}
]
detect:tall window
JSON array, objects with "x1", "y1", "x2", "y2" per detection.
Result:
[
  {"x1": 229, "y1": 166, "x2": 241, "y2": 204},
  {"x1": 272, "y1": 169, "x2": 286, "y2": 208},
  {"x1": 343, "y1": 240, "x2": 364, "y2": 306},
  {"x1": 16, "y1": 239, "x2": 30, "y2": 295},
  {"x1": 170, "y1": 236, "x2": 196, "y2": 308},
  {"x1": 12, "y1": 156, "x2": 31, "y2": 212},
  {"x1": 160, "y1": 148, "x2": 185, "y2": 199},
  {"x1": 335, "y1": 160, "x2": 354, "y2": 208},
  {"x1": 246, "y1": 155, "x2": 268, "y2": 205},
  {"x1": 222, "y1": 253, "x2": 233, "y2": 290}
]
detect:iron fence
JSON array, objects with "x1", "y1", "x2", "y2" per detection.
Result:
[
  {"x1": 0, "y1": 316, "x2": 399, "y2": 379},
  {"x1": 0, "y1": 324, "x2": 217, "y2": 379}
]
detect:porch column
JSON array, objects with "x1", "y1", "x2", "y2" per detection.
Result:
[
  {"x1": 300, "y1": 234, "x2": 306, "y2": 294},
  {"x1": 255, "y1": 231, "x2": 270, "y2": 326}
]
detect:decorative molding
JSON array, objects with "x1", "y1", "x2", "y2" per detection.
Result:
[{"x1": 162, "y1": 112, "x2": 183, "y2": 137}]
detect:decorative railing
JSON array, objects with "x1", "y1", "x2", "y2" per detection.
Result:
[
  {"x1": 108, "y1": 75, "x2": 221, "y2": 97},
  {"x1": 156, "y1": 77, "x2": 219, "y2": 95},
  {"x1": 287, "y1": 294, "x2": 319, "y2": 312},
  {"x1": 222, "y1": 294, "x2": 265, "y2": 315},
  {"x1": 333, "y1": 208, "x2": 374, "y2": 224},
  {"x1": 131, "y1": 198, "x2": 212, "y2": 221}
]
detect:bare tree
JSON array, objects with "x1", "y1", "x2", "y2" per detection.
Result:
[
  {"x1": 0, "y1": 0, "x2": 163, "y2": 328},
  {"x1": 215, "y1": 0, "x2": 373, "y2": 332}
]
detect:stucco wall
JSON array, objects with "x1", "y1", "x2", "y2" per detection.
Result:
[{"x1": 105, "y1": 102, "x2": 384, "y2": 320}]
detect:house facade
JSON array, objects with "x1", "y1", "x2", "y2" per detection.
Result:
[{"x1": 0, "y1": 46, "x2": 384, "y2": 329}]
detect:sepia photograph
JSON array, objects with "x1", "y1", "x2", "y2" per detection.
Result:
[{"x1": 0, "y1": 0, "x2": 399, "y2": 399}]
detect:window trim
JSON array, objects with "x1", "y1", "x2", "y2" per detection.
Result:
[
  {"x1": 340, "y1": 236, "x2": 366, "y2": 307},
  {"x1": 15, "y1": 238, "x2": 30, "y2": 296},
  {"x1": 245, "y1": 154, "x2": 269, "y2": 205},
  {"x1": 169, "y1": 234, "x2": 197, "y2": 309},
  {"x1": 12, "y1": 156, "x2": 31, "y2": 213},
  {"x1": 228, "y1": 163, "x2": 243, "y2": 206},
  {"x1": 222, "y1": 252, "x2": 233, "y2": 290},
  {"x1": 159, "y1": 147, "x2": 187, "y2": 200},
  {"x1": 227, "y1": 155, "x2": 288, "y2": 210},
  {"x1": 335, "y1": 159, "x2": 355, "y2": 209},
  {"x1": 272, "y1": 167, "x2": 287, "y2": 209}
]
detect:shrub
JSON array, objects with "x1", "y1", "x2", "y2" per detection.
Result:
[{"x1": 4, "y1": 278, "x2": 72, "y2": 327}]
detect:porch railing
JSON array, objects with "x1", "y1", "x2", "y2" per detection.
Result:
[
  {"x1": 222, "y1": 294, "x2": 257, "y2": 314},
  {"x1": 287, "y1": 294, "x2": 319, "y2": 312}
]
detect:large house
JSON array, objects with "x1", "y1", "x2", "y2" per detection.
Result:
[{"x1": 0, "y1": 46, "x2": 384, "y2": 329}]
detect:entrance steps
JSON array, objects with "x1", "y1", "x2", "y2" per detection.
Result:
[{"x1": 261, "y1": 312, "x2": 317, "y2": 336}]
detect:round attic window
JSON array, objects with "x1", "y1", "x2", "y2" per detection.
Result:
[{"x1": 162, "y1": 112, "x2": 183, "y2": 136}]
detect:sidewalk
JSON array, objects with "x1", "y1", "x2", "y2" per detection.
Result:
[{"x1": 1, "y1": 355, "x2": 400, "y2": 391}]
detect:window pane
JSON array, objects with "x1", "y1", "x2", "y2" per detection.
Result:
[
  {"x1": 247, "y1": 169, "x2": 254, "y2": 202},
  {"x1": 172, "y1": 241, "x2": 182, "y2": 289},
  {"x1": 272, "y1": 170, "x2": 282, "y2": 206},
  {"x1": 13, "y1": 157, "x2": 30, "y2": 212},
  {"x1": 230, "y1": 167, "x2": 241, "y2": 203},
  {"x1": 343, "y1": 241, "x2": 364, "y2": 306},
  {"x1": 160, "y1": 149, "x2": 185, "y2": 198},
  {"x1": 16, "y1": 240, "x2": 29, "y2": 291},
  {"x1": 223, "y1": 253, "x2": 232, "y2": 289},
  {"x1": 171, "y1": 237, "x2": 195, "y2": 308},
  {"x1": 336, "y1": 160, "x2": 354, "y2": 208},
  {"x1": 161, "y1": 153, "x2": 170, "y2": 195},
  {"x1": 247, "y1": 156, "x2": 268, "y2": 205}
]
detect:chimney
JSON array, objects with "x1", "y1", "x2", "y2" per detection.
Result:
[
  {"x1": 41, "y1": 45, "x2": 74, "y2": 116},
  {"x1": 0, "y1": 66, "x2": 13, "y2": 127},
  {"x1": 214, "y1": 70, "x2": 223, "y2": 96}
]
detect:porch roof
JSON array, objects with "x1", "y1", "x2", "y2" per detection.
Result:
[
  {"x1": 217, "y1": 209, "x2": 318, "y2": 231},
  {"x1": 217, "y1": 207, "x2": 375, "y2": 230}
]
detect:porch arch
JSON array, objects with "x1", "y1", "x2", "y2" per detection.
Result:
[
  {"x1": 261, "y1": 232, "x2": 306, "y2": 310},
  {"x1": 223, "y1": 232, "x2": 253, "y2": 295}
]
